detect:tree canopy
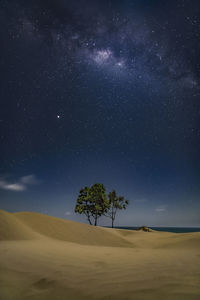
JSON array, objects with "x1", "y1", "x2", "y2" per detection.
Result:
[
  {"x1": 107, "y1": 190, "x2": 129, "y2": 228},
  {"x1": 75, "y1": 183, "x2": 109, "y2": 226},
  {"x1": 75, "y1": 184, "x2": 129, "y2": 227}
]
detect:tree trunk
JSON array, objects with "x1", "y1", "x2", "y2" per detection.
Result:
[
  {"x1": 111, "y1": 206, "x2": 115, "y2": 228},
  {"x1": 94, "y1": 216, "x2": 97, "y2": 226},
  {"x1": 88, "y1": 217, "x2": 92, "y2": 225}
]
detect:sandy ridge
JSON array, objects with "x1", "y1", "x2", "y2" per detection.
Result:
[{"x1": 0, "y1": 210, "x2": 200, "y2": 300}]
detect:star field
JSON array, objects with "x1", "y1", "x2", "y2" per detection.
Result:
[{"x1": 0, "y1": 0, "x2": 200, "y2": 226}]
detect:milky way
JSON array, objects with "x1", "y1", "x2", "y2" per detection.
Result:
[{"x1": 2, "y1": 0, "x2": 200, "y2": 91}]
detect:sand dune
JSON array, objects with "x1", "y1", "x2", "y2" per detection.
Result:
[
  {"x1": 13, "y1": 211, "x2": 132, "y2": 247},
  {"x1": 0, "y1": 210, "x2": 200, "y2": 300},
  {"x1": 0, "y1": 210, "x2": 40, "y2": 241}
]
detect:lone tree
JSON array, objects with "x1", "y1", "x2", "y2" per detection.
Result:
[
  {"x1": 107, "y1": 190, "x2": 129, "y2": 228},
  {"x1": 74, "y1": 186, "x2": 93, "y2": 225},
  {"x1": 75, "y1": 183, "x2": 109, "y2": 226},
  {"x1": 90, "y1": 183, "x2": 109, "y2": 226}
]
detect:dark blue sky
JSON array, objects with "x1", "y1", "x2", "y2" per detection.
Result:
[{"x1": 0, "y1": 0, "x2": 200, "y2": 226}]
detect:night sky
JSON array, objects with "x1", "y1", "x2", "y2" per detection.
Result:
[{"x1": 0, "y1": 0, "x2": 200, "y2": 227}]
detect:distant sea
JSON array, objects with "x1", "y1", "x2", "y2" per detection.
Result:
[{"x1": 115, "y1": 227, "x2": 200, "y2": 233}]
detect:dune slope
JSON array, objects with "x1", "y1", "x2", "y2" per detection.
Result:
[
  {"x1": 0, "y1": 210, "x2": 200, "y2": 300},
  {"x1": 13, "y1": 211, "x2": 132, "y2": 247},
  {"x1": 0, "y1": 210, "x2": 39, "y2": 241}
]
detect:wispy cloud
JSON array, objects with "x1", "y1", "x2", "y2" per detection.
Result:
[
  {"x1": 0, "y1": 174, "x2": 39, "y2": 192},
  {"x1": 155, "y1": 205, "x2": 167, "y2": 213},
  {"x1": 65, "y1": 211, "x2": 72, "y2": 216}
]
